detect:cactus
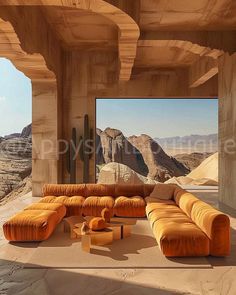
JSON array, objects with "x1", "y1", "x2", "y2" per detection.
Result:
[
  {"x1": 66, "y1": 127, "x2": 77, "y2": 183},
  {"x1": 79, "y1": 114, "x2": 93, "y2": 183}
]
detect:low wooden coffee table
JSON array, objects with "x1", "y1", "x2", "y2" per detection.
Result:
[{"x1": 63, "y1": 216, "x2": 136, "y2": 253}]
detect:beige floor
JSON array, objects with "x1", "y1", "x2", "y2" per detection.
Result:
[{"x1": 0, "y1": 190, "x2": 236, "y2": 295}]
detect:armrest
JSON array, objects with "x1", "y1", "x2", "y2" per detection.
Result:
[{"x1": 191, "y1": 200, "x2": 230, "y2": 256}]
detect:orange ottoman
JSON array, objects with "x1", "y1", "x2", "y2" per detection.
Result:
[{"x1": 3, "y1": 209, "x2": 63, "y2": 242}]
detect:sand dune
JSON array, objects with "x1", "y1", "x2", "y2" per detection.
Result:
[{"x1": 165, "y1": 153, "x2": 218, "y2": 186}]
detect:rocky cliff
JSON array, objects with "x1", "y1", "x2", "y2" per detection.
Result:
[
  {"x1": 96, "y1": 128, "x2": 189, "y2": 182},
  {"x1": 0, "y1": 125, "x2": 32, "y2": 200},
  {"x1": 174, "y1": 152, "x2": 213, "y2": 171},
  {"x1": 129, "y1": 134, "x2": 189, "y2": 182},
  {"x1": 96, "y1": 128, "x2": 148, "y2": 176}
]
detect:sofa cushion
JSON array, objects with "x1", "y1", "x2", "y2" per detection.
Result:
[
  {"x1": 24, "y1": 203, "x2": 66, "y2": 221},
  {"x1": 40, "y1": 196, "x2": 60, "y2": 203},
  {"x1": 191, "y1": 200, "x2": 230, "y2": 256},
  {"x1": 85, "y1": 184, "x2": 115, "y2": 197},
  {"x1": 174, "y1": 190, "x2": 199, "y2": 217},
  {"x1": 153, "y1": 217, "x2": 210, "y2": 257},
  {"x1": 145, "y1": 198, "x2": 178, "y2": 217},
  {"x1": 148, "y1": 206, "x2": 186, "y2": 228},
  {"x1": 40, "y1": 196, "x2": 85, "y2": 217},
  {"x1": 42, "y1": 184, "x2": 86, "y2": 197},
  {"x1": 3, "y1": 210, "x2": 59, "y2": 242},
  {"x1": 62, "y1": 196, "x2": 85, "y2": 216},
  {"x1": 82, "y1": 196, "x2": 114, "y2": 217},
  {"x1": 114, "y1": 196, "x2": 146, "y2": 217},
  {"x1": 149, "y1": 184, "x2": 177, "y2": 200},
  {"x1": 115, "y1": 184, "x2": 144, "y2": 197}
]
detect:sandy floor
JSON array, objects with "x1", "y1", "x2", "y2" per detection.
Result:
[{"x1": 0, "y1": 190, "x2": 236, "y2": 295}]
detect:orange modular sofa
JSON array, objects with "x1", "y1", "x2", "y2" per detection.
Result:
[{"x1": 3, "y1": 183, "x2": 230, "y2": 257}]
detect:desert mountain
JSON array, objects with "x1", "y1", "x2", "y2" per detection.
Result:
[
  {"x1": 96, "y1": 128, "x2": 148, "y2": 176},
  {"x1": 0, "y1": 124, "x2": 32, "y2": 200},
  {"x1": 174, "y1": 152, "x2": 213, "y2": 171},
  {"x1": 21, "y1": 124, "x2": 32, "y2": 138},
  {"x1": 129, "y1": 134, "x2": 189, "y2": 182},
  {"x1": 96, "y1": 128, "x2": 189, "y2": 182}
]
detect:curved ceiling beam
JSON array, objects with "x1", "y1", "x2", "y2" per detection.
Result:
[
  {"x1": 0, "y1": 0, "x2": 140, "y2": 81},
  {"x1": 138, "y1": 40, "x2": 223, "y2": 60},
  {"x1": 0, "y1": 18, "x2": 55, "y2": 81}
]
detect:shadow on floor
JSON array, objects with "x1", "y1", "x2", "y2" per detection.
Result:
[
  {"x1": 90, "y1": 233, "x2": 157, "y2": 261},
  {"x1": 0, "y1": 258, "x2": 192, "y2": 295}
]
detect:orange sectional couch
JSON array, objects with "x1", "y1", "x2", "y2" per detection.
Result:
[{"x1": 3, "y1": 183, "x2": 230, "y2": 257}]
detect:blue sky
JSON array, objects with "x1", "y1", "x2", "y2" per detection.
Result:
[
  {"x1": 0, "y1": 58, "x2": 32, "y2": 136},
  {"x1": 96, "y1": 98, "x2": 218, "y2": 138}
]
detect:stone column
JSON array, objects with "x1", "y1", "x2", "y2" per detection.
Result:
[
  {"x1": 218, "y1": 53, "x2": 236, "y2": 210},
  {"x1": 32, "y1": 80, "x2": 59, "y2": 197}
]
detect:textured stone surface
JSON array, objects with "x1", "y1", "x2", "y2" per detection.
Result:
[
  {"x1": 0, "y1": 137, "x2": 31, "y2": 200},
  {"x1": 20, "y1": 124, "x2": 32, "y2": 138},
  {"x1": 174, "y1": 152, "x2": 213, "y2": 171},
  {"x1": 97, "y1": 162, "x2": 158, "y2": 185},
  {"x1": 129, "y1": 134, "x2": 189, "y2": 182},
  {"x1": 97, "y1": 128, "x2": 148, "y2": 176},
  {"x1": 97, "y1": 129, "x2": 189, "y2": 182},
  {"x1": 219, "y1": 53, "x2": 236, "y2": 210}
]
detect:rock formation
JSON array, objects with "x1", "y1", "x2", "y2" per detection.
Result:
[
  {"x1": 21, "y1": 124, "x2": 32, "y2": 138},
  {"x1": 174, "y1": 152, "x2": 213, "y2": 171},
  {"x1": 0, "y1": 126, "x2": 32, "y2": 200},
  {"x1": 129, "y1": 134, "x2": 189, "y2": 182},
  {"x1": 97, "y1": 162, "x2": 158, "y2": 185},
  {"x1": 0, "y1": 174, "x2": 32, "y2": 205},
  {"x1": 96, "y1": 128, "x2": 105, "y2": 165},
  {"x1": 96, "y1": 128, "x2": 148, "y2": 176}
]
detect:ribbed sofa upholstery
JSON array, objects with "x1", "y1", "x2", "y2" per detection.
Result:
[{"x1": 41, "y1": 183, "x2": 153, "y2": 218}]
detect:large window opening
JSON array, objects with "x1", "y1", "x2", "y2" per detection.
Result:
[
  {"x1": 96, "y1": 98, "x2": 218, "y2": 187},
  {"x1": 0, "y1": 58, "x2": 32, "y2": 203}
]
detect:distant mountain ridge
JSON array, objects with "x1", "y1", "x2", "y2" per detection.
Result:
[{"x1": 155, "y1": 134, "x2": 218, "y2": 147}]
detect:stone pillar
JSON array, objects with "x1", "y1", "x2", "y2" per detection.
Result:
[
  {"x1": 218, "y1": 53, "x2": 236, "y2": 210},
  {"x1": 32, "y1": 80, "x2": 59, "y2": 197},
  {"x1": 62, "y1": 51, "x2": 96, "y2": 184}
]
